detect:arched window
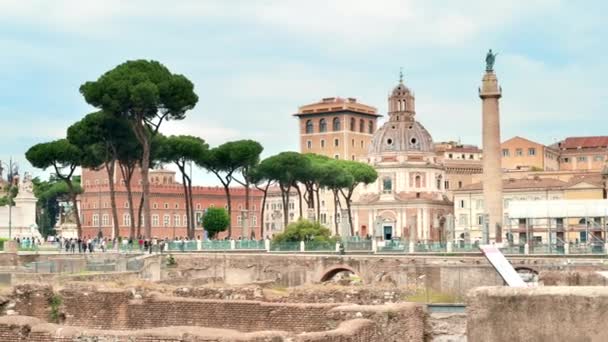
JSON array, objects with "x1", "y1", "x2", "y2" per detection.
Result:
[
  {"x1": 319, "y1": 119, "x2": 327, "y2": 132},
  {"x1": 350, "y1": 118, "x2": 356, "y2": 131},
  {"x1": 305, "y1": 120, "x2": 313, "y2": 133},
  {"x1": 359, "y1": 119, "x2": 365, "y2": 132},
  {"x1": 368, "y1": 120, "x2": 373, "y2": 134},
  {"x1": 415, "y1": 175, "x2": 421, "y2": 188},
  {"x1": 332, "y1": 117, "x2": 341, "y2": 131}
]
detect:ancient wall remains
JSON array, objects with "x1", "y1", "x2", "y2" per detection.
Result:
[
  {"x1": 0, "y1": 285, "x2": 426, "y2": 341},
  {"x1": 467, "y1": 286, "x2": 608, "y2": 342},
  {"x1": 539, "y1": 270, "x2": 608, "y2": 286}
]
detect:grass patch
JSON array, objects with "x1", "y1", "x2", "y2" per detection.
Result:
[{"x1": 49, "y1": 294, "x2": 63, "y2": 323}]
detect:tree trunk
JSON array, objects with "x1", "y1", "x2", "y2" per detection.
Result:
[
  {"x1": 245, "y1": 178, "x2": 251, "y2": 238},
  {"x1": 294, "y1": 184, "x2": 303, "y2": 219},
  {"x1": 257, "y1": 180, "x2": 271, "y2": 239},
  {"x1": 339, "y1": 188, "x2": 355, "y2": 236},
  {"x1": 281, "y1": 184, "x2": 290, "y2": 229},
  {"x1": 136, "y1": 192, "x2": 144, "y2": 238},
  {"x1": 223, "y1": 185, "x2": 232, "y2": 237},
  {"x1": 315, "y1": 187, "x2": 321, "y2": 223},
  {"x1": 131, "y1": 120, "x2": 152, "y2": 239},
  {"x1": 332, "y1": 189, "x2": 340, "y2": 236},
  {"x1": 179, "y1": 165, "x2": 191, "y2": 238},
  {"x1": 187, "y1": 176, "x2": 195, "y2": 239},
  {"x1": 105, "y1": 161, "x2": 120, "y2": 238},
  {"x1": 66, "y1": 181, "x2": 82, "y2": 238},
  {"x1": 119, "y1": 163, "x2": 136, "y2": 238}
]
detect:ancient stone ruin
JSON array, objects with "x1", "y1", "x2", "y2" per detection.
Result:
[{"x1": 0, "y1": 284, "x2": 427, "y2": 341}]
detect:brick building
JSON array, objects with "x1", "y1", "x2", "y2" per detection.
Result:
[{"x1": 79, "y1": 166, "x2": 263, "y2": 239}]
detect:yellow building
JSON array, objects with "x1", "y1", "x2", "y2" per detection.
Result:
[
  {"x1": 501, "y1": 136, "x2": 559, "y2": 171},
  {"x1": 294, "y1": 97, "x2": 381, "y2": 161}
]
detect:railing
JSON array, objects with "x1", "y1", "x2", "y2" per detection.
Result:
[
  {"x1": 202, "y1": 240, "x2": 231, "y2": 250},
  {"x1": 378, "y1": 240, "x2": 407, "y2": 252},
  {"x1": 270, "y1": 241, "x2": 300, "y2": 252},
  {"x1": 453, "y1": 243, "x2": 478, "y2": 253},
  {"x1": 304, "y1": 240, "x2": 335, "y2": 252},
  {"x1": 235, "y1": 240, "x2": 265, "y2": 250},
  {"x1": 344, "y1": 240, "x2": 372, "y2": 251}
]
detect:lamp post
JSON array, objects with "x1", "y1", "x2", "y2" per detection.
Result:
[
  {"x1": 98, "y1": 183, "x2": 102, "y2": 239},
  {"x1": 1, "y1": 158, "x2": 14, "y2": 239}
]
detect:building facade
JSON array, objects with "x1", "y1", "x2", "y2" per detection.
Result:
[
  {"x1": 501, "y1": 136, "x2": 559, "y2": 171},
  {"x1": 294, "y1": 97, "x2": 381, "y2": 161},
  {"x1": 435, "y1": 142, "x2": 483, "y2": 199},
  {"x1": 79, "y1": 166, "x2": 263, "y2": 239},
  {"x1": 453, "y1": 175, "x2": 607, "y2": 244},
  {"x1": 555, "y1": 136, "x2": 608, "y2": 171},
  {"x1": 352, "y1": 77, "x2": 452, "y2": 242}
]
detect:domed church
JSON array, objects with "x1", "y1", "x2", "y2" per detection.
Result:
[{"x1": 352, "y1": 74, "x2": 452, "y2": 243}]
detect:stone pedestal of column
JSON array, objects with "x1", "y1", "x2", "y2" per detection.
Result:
[{"x1": 3, "y1": 241, "x2": 17, "y2": 253}]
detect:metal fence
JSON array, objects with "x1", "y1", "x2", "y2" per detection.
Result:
[
  {"x1": 304, "y1": 240, "x2": 335, "y2": 252},
  {"x1": 235, "y1": 240, "x2": 265, "y2": 250},
  {"x1": 270, "y1": 241, "x2": 300, "y2": 252}
]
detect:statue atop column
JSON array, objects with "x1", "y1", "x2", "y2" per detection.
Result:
[{"x1": 485, "y1": 49, "x2": 498, "y2": 72}]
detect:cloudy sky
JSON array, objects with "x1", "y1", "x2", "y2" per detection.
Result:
[{"x1": 1, "y1": 0, "x2": 606, "y2": 184}]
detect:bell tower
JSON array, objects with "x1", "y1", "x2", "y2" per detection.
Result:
[{"x1": 388, "y1": 69, "x2": 416, "y2": 122}]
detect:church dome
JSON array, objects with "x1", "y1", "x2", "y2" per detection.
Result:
[
  {"x1": 369, "y1": 120, "x2": 434, "y2": 155},
  {"x1": 369, "y1": 76, "x2": 434, "y2": 155}
]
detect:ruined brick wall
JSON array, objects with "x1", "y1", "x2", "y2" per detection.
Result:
[
  {"x1": 59, "y1": 287, "x2": 131, "y2": 329},
  {"x1": 467, "y1": 286, "x2": 608, "y2": 342},
  {"x1": 127, "y1": 297, "x2": 337, "y2": 332},
  {"x1": 0, "y1": 316, "x2": 380, "y2": 342},
  {"x1": 329, "y1": 303, "x2": 427, "y2": 342},
  {"x1": 1, "y1": 287, "x2": 427, "y2": 341},
  {"x1": 10, "y1": 284, "x2": 54, "y2": 321},
  {"x1": 297, "y1": 319, "x2": 379, "y2": 342},
  {"x1": 539, "y1": 270, "x2": 608, "y2": 286},
  {"x1": 173, "y1": 285, "x2": 410, "y2": 304}
]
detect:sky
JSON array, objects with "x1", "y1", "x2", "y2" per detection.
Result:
[{"x1": 1, "y1": 0, "x2": 607, "y2": 185}]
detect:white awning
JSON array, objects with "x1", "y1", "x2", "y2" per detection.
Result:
[{"x1": 508, "y1": 199, "x2": 608, "y2": 219}]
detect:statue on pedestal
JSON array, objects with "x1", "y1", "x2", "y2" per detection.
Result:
[{"x1": 485, "y1": 49, "x2": 498, "y2": 72}]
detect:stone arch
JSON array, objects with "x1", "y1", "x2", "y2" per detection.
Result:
[
  {"x1": 378, "y1": 210, "x2": 397, "y2": 222},
  {"x1": 320, "y1": 265, "x2": 358, "y2": 282},
  {"x1": 514, "y1": 266, "x2": 539, "y2": 284},
  {"x1": 514, "y1": 266, "x2": 539, "y2": 275}
]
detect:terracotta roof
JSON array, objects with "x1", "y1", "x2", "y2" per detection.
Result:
[
  {"x1": 565, "y1": 174, "x2": 604, "y2": 188},
  {"x1": 457, "y1": 178, "x2": 568, "y2": 191},
  {"x1": 559, "y1": 136, "x2": 608, "y2": 150}
]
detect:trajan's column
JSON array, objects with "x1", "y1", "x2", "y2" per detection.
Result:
[{"x1": 479, "y1": 49, "x2": 503, "y2": 243}]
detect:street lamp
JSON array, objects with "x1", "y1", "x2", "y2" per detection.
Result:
[{"x1": 1, "y1": 158, "x2": 14, "y2": 239}]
